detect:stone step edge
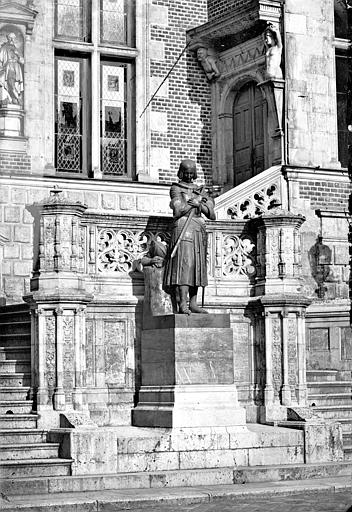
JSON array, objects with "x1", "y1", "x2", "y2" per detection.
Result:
[
  {"x1": 307, "y1": 381, "x2": 352, "y2": 385},
  {"x1": 0, "y1": 442, "x2": 60, "y2": 450},
  {"x1": 1, "y1": 475, "x2": 351, "y2": 512},
  {"x1": 0, "y1": 414, "x2": 38, "y2": 419},
  {"x1": 1, "y1": 458, "x2": 73, "y2": 467},
  {"x1": 0, "y1": 460, "x2": 350, "y2": 493},
  {"x1": 309, "y1": 393, "x2": 352, "y2": 398},
  {"x1": 0, "y1": 400, "x2": 33, "y2": 405}
]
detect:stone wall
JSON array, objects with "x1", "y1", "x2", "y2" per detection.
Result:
[{"x1": 285, "y1": 0, "x2": 339, "y2": 168}]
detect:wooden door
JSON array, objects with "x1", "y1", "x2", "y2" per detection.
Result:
[{"x1": 233, "y1": 82, "x2": 265, "y2": 186}]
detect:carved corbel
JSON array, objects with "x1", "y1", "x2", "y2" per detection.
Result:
[{"x1": 189, "y1": 39, "x2": 221, "y2": 82}]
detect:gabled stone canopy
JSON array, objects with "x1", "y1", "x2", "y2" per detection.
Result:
[{"x1": 0, "y1": 0, "x2": 38, "y2": 34}]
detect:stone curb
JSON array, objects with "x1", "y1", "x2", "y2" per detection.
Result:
[{"x1": 1, "y1": 476, "x2": 351, "y2": 511}]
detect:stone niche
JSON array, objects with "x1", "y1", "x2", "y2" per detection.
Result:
[{"x1": 0, "y1": 1, "x2": 37, "y2": 152}]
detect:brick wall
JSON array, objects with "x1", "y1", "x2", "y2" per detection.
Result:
[
  {"x1": 150, "y1": 0, "x2": 212, "y2": 185},
  {"x1": 299, "y1": 180, "x2": 351, "y2": 210},
  {"x1": 207, "y1": 0, "x2": 255, "y2": 20},
  {"x1": 0, "y1": 152, "x2": 31, "y2": 174}
]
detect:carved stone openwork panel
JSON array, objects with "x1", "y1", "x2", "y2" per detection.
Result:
[
  {"x1": 222, "y1": 234, "x2": 256, "y2": 278},
  {"x1": 227, "y1": 181, "x2": 281, "y2": 220},
  {"x1": 97, "y1": 228, "x2": 169, "y2": 274}
]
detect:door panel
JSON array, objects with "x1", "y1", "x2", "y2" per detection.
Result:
[{"x1": 233, "y1": 82, "x2": 265, "y2": 186}]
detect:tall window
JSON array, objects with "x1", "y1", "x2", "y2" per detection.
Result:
[
  {"x1": 233, "y1": 82, "x2": 266, "y2": 186},
  {"x1": 54, "y1": 0, "x2": 135, "y2": 179},
  {"x1": 334, "y1": 0, "x2": 351, "y2": 168}
]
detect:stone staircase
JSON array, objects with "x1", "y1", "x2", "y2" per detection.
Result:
[
  {"x1": 307, "y1": 369, "x2": 352, "y2": 460},
  {"x1": 0, "y1": 304, "x2": 72, "y2": 481}
]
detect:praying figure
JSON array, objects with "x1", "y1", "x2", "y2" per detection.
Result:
[
  {"x1": 263, "y1": 23, "x2": 283, "y2": 80},
  {"x1": 163, "y1": 159, "x2": 215, "y2": 315}
]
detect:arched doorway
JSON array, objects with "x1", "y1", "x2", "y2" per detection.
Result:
[{"x1": 233, "y1": 81, "x2": 266, "y2": 186}]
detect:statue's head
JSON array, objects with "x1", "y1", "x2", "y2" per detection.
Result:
[
  {"x1": 264, "y1": 28, "x2": 277, "y2": 47},
  {"x1": 178, "y1": 159, "x2": 197, "y2": 181},
  {"x1": 7, "y1": 32, "x2": 16, "y2": 43},
  {"x1": 197, "y1": 47, "x2": 208, "y2": 60}
]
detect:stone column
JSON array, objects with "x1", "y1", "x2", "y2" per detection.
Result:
[
  {"x1": 251, "y1": 209, "x2": 311, "y2": 422},
  {"x1": 24, "y1": 187, "x2": 93, "y2": 426}
]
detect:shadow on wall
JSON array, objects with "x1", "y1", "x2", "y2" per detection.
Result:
[{"x1": 308, "y1": 236, "x2": 332, "y2": 300}]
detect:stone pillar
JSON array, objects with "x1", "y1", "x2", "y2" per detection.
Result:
[
  {"x1": 24, "y1": 187, "x2": 93, "y2": 426},
  {"x1": 251, "y1": 209, "x2": 311, "y2": 422}
]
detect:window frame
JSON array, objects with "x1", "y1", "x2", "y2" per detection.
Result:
[{"x1": 53, "y1": 0, "x2": 136, "y2": 181}]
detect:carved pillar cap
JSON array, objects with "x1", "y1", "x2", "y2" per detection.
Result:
[
  {"x1": 34, "y1": 186, "x2": 88, "y2": 216},
  {"x1": 254, "y1": 208, "x2": 306, "y2": 229}
]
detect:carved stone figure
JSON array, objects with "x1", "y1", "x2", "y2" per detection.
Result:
[
  {"x1": 163, "y1": 159, "x2": 215, "y2": 315},
  {"x1": 197, "y1": 46, "x2": 221, "y2": 82},
  {"x1": 0, "y1": 32, "x2": 24, "y2": 105},
  {"x1": 263, "y1": 23, "x2": 283, "y2": 80}
]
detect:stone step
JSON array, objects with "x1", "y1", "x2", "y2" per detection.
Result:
[
  {"x1": 0, "y1": 442, "x2": 60, "y2": 461},
  {"x1": 0, "y1": 304, "x2": 30, "y2": 323},
  {"x1": 0, "y1": 360, "x2": 31, "y2": 373},
  {"x1": 0, "y1": 458, "x2": 72, "y2": 478},
  {"x1": 0, "y1": 460, "x2": 351, "y2": 496},
  {"x1": 0, "y1": 372, "x2": 31, "y2": 386},
  {"x1": 0, "y1": 346, "x2": 30, "y2": 361},
  {"x1": 306, "y1": 370, "x2": 339, "y2": 382},
  {"x1": 0, "y1": 386, "x2": 30, "y2": 400},
  {"x1": 343, "y1": 445, "x2": 352, "y2": 460},
  {"x1": 0, "y1": 321, "x2": 31, "y2": 335},
  {"x1": 312, "y1": 405, "x2": 352, "y2": 419},
  {"x1": 0, "y1": 334, "x2": 31, "y2": 348},
  {"x1": 0, "y1": 400, "x2": 33, "y2": 414},
  {"x1": 308, "y1": 393, "x2": 352, "y2": 406},
  {"x1": 0, "y1": 429, "x2": 47, "y2": 444},
  {"x1": 336, "y1": 418, "x2": 352, "y2": 433},
  {"x1": 307, "y1": 381, "x2": 352, "y2": 394},
  {"x1": 0, "y1": 413, "x2": 38, "y2": 429}
]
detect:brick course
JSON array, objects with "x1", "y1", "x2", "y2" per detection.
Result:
[
  {"x1": 299, "y1": 180, "x2": 351, "y2": 209},
  {"x1": 0, "y1": 152, "x2": 31, "y2": 174},
  {"x1": 207, "y1": 0, "x2": 255, "y2": 20}
]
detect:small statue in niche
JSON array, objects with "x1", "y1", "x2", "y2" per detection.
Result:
[
  {"x1": 263, "y1": 22, "x2": 283, "y2": 80},
  {"x1": 0, "y1": 32, "x2": 24, "y2": 106},
  {"x1": 196, "y1": 46, "x2": 221, "y2": 82}
]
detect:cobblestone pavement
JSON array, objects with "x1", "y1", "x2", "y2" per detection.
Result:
[{"x1": 128, "y1": 491, "x2": 352, "y2": 512}]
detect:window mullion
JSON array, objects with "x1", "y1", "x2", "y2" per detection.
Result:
[{"x1": 91, "y1": 0, "x2": 102, "y2": 178}]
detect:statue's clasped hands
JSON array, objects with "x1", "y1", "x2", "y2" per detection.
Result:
[{"x1": 187, "y1": 196, "x2": 207, "y2": 208}]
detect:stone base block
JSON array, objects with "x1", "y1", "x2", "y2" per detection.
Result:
[
  {"x1": 134, "y1": 313, "x2": 246, "y2": 428},
  {"x1": 48, "y1": 424, "x2": 305, "y2": 476},
  {"x1": 133, "y1": 384, "x2": 246, "y2": 428}
]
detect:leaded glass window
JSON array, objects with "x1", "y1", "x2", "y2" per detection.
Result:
[
  {"x1": 100, "y1": 0, "x2": 134, "y2": 46},
  {"x1": 55, "y1": 56, "x2": 89, "y2": 174},
  {"x1": 100, "y1": 62, "x2": 128, "y2": 176},
  {"x1": 55, "y1": 0, "x2": 91, "y2": 42}
]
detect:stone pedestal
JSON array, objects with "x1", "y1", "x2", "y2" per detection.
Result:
[
  {"x1": 133, "y1": 314, "x2": 246, "y2": 428},
  {"x1": 0, "y1": 105, "x2": 24, "y2": 137}
]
